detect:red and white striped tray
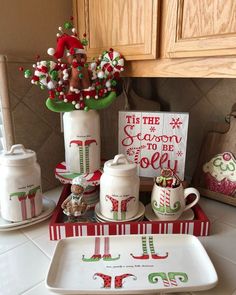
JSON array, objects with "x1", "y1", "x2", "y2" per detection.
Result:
[{"x1": 49, "y1": 185, "x2": 210, "y2": 240}]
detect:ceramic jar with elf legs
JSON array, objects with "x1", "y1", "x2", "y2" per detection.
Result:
[
  {"x1": 100, "y1": 154, "x2": 140, "y2": 221},
  {"x1": 0, "y1": 144, "x2": 43, "y2": 222}
]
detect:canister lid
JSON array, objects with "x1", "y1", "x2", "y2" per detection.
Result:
[
  {"x1": 0, "y1": 144, "x2": 37, "y2": 166},
  {"x1": 103, "y1": 154, "x2": 138, "y2": 176}
]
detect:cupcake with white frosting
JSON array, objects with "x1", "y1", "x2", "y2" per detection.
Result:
[{"x1": 203, "y1": 152, "x2": 236, "y2": 196}]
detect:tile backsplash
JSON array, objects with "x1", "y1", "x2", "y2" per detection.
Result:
[{"x1": 6, "y1": 61, "x2": 236, "y2": 190}]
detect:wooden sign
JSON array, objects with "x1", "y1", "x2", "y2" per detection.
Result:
[{"x1": 118, "y1": 111, "x2": 189, "y2": 179}]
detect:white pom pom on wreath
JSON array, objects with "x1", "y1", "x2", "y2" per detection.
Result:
[
  {"x1": 47, "y1": 48, "x2": 55, "y2": 56},
  {"x1": 97, "y1": 71, "x2": 105, "y2": 79},
  {"x1": 47, "y1": 81, "x2": 55, "y2": 90}
]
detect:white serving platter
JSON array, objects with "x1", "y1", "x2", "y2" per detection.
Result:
[{"x1": 46, "y1": 234, "x2": 217, "y2": 294}]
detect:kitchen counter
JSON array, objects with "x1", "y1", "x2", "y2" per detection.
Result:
[{"x1": 0, "y1": 186, "x2": 236, "y2": 295}]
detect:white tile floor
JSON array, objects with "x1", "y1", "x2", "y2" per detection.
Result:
[{"x1": 0, "y1": 186, "x2": 236, "y2": 295}]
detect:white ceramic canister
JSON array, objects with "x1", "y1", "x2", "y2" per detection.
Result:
[
  {"x1": 100, "y1": 154, "x2": 140, "y2": 221},
  {"x1": 0, "y1": 144, "x2": 43, "y2": 222},
  {"x1": 63, "y1": 110, "x2": 101, "y2": 174}
]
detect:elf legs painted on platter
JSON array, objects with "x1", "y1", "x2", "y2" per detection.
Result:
[
  {"x1": 148, "y1": 272, "x2": 188, "y2": 287},
  {"x1": 92, "y1": 271, "x2": 188, "y2": 289},
  {"x1": 148, "y1": 236, "x2": 168, "y2": 259},
  {"x1": 93, "y1": 273, "x2": 137, "y2": 289},
  {"x1": 83, "y1": 235, "x2": 188, "y2": 290},
  {"x1": 82, "y1": 237, "x2": 101, "y2": 261},
  {"x1": 82, "y1": 237, "x2": 120, "y2": 262},
  {"x1": 130, "y1": 236, "x2": 168, "y2": 260}
]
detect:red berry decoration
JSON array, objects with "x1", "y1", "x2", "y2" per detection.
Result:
[
  {"x1": 99, "y1": 89, "x2": 105, "y2": 97},
  {"x1": 80, "y1": 101, "x2": 85, "y2": 109}
]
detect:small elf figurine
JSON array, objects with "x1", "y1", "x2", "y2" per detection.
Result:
[
  {"x1": 155, "y1": 168, "x2": 180, "y2": 188},
  {"x1": 61, "y1": 176, "x2": 88, "y2": 221}
]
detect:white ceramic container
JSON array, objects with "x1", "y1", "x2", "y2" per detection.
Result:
[
  {"x1": 0, "y1": 144, "x2": 43, "y2": 222},
  {"x1": 63, "y1": 110, "x2": 100, "y2": 173},
  {"x1": 100, "y1": 154, "x2": 140, "y2": 221}
]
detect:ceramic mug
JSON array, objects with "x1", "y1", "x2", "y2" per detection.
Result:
[{"x1": 151, "y1": 183, "x2": 200, "y2": 221}]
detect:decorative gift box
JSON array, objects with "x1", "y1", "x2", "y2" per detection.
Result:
[{"x1": 49, "y1": 184, "x2": 210, "y2": 240}]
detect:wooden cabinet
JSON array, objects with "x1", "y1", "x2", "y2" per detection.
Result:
[
  {"x1": 73, "y1": 0, "x2": 159, "y2": 60},
  {"x1": 73, "y1": 0, "x2": 236, "y2": 77},
  {"x1": 166, "y1": 0, "x2": 236, "y2": 58}
]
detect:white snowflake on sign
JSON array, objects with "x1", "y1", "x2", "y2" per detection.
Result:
[
  {"x1": 150, "y1": 126, "x2": 156, "y2": 132},
  {"x1": 170, "y1": 117, "x2": 183, "y2": 129},
  {"x1": 177, "y1": 150, "x2": 183, "y2": 157}
]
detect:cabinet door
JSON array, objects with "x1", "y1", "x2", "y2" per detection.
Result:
[
  {"x1": 166, "y1": 0, "x2": 236, "y2": 58},
  {"x1": 73, "y1": 0, "x2": 159, "y2": 60}
]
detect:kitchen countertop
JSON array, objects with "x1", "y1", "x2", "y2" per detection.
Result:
[{"x1": 0, "y1": 186, "x2": 236, "y2": 295}]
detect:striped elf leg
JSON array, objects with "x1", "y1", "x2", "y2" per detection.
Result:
[
  {"x1": 165, "y1": 189, "x2": 170, "y2": 208},
  {"x1": 84, "y1": 140, "x2": 97, "y2": 173},
  {"x1": 105, "y1": 195, "x2": 119, "y2": 220},
  {"x1": 113, "y1": 211, "x2": 119, "y2": 220},
  {"x1": 10, "y1": 192, "x2": 27, "y2": 220},
  {"x1": 130, "y1": 236, "x2": 149, "y2": 259},
  {"x1": 148, "y1": 272, "x2": 170, "y2": 287},
  {"x1": 165, "y1": 189, "x2": 181, "y2": 213},
  {"x1": 103, "y1": 237, "x2": 120, "y2": 261},
  {"x1": 148, "y1": 236, "x2": 168, "y2": 259},
  {"x1": 152, "y1": 189, "x2": 165, "y2": 213},
  {"x1": 27, "y1": 186, "x2": 41, "y2": 218},
  {"x1": 121, "y1": 197, "x2": 135, "y2": 220},
  {"x1": 160, "y1": 188, "x2": 166, "y2": 211},
  {"x1": 121, "y1": 211, "x2": 126, "y2": 220},
  {"x1": 85, "y1": 145, "x2": 90, "y2": 172},
  {"x1": 79, "y1": 146, "x2": 84, "y2": 173},
  {"x1": 168, "y1": 272, "x2": 188, "y2": 286},
  {"x1": 82, "y1": 237, "x2": 102, "y2": 262}
]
